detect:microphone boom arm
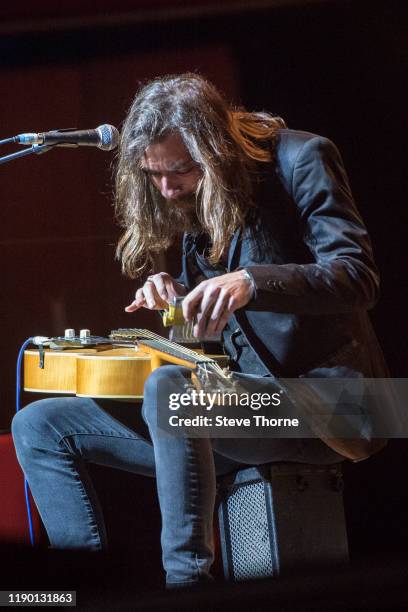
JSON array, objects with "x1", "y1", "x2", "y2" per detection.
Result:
[{"x1": 0, "y1": 144, "x2": 54, "y2": 166}]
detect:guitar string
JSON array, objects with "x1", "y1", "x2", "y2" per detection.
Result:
[
  {"x1": 118, "y1": 328, "x2": 224, "y2": 372},
  {"x1": 144, "y1": 330, "x2": 226, "y2": 375},
  {"x1": 111, "y1": 328, "x2": 226, "y2": 378},
  {"x1": 112, "y1": 328, "x2": 214, "y2": 363},
  {"x1": 131, "y1": 332, "x2": 228, "y2": 380}
]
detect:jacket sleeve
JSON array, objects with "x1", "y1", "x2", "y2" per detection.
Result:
[{"x1": 245, "y1": 136, "x2": 380, "y2": 314}]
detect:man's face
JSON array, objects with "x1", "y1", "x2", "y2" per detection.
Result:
[{"x1": 142, "y1": 133, "x2": 202, "y2": 205}]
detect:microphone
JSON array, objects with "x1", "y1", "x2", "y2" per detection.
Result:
[{"x1": 15, "y1": 125, "x2": 119, "y2": 151}]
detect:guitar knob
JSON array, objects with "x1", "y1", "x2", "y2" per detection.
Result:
[
  {"x1": 64, "y1": 328, "x2": 76, "y2": 339},
  {"x1": 80, "y1": 329, "x2": 91, "y2": 339}
]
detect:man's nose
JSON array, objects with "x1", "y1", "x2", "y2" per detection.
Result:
[{"x1": 160, "y1": 175, "x2": 181, "y2": 199}]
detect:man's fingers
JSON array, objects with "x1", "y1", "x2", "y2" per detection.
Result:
[
  {"x1": 200, "y1": 286, "x2": 220, "y2": 317},
  {"x1": 126, "y1": 283, "x2": 167, "y2": 312},
  {"x1": 182, "y1": 284, "x2": 205, "y2": 321},
  {"x1": 182, "y1": 271, "x2": 252, "y2": 334},
  {"x1": 213, "y1": 296, "x2": 236, "y2": 334},
  {"x1": 143, "y1": 281, "x2": 168, "y2": 309},
  {"x1": 125, "y1": 301, "x2": 144, "y2": 313},
  {"x1": 210, "y1": 289, "x2": 229, "y2": 321},
  {"x1": 192, "y1": 287, "x2": 221, "y2": 337},
  {"x1": 126, "y1": 273, "x2": 187, "y2": 314},
  {"x1": 164, "y1": 278, "x2": 181, "y2": 301},
  {"x1": 146, "y1": 273, "x2": 186, "y2": 304},
  {"x1": 125, "y1": 288, "x2": 146, "y2": 312},
  {"x1": 201, "y1": 291, "x2": 229, "y2": 337},
  {"x1": 148, "y1": 274, "x2": 170, "y2": 302}
]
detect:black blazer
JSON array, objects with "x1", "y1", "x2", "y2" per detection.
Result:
[{"x1": 180, "y1": 129, "x2": 389, "y2": 380}]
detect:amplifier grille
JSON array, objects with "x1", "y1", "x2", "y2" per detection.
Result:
[{"x1": 226, "y1": 481, "x2": 276, "y2": 581}]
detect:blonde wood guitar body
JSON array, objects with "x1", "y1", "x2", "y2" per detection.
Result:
[
  {"x1": 24, "y1": 331, "x2": 229, "y2": 400},
  {"x1": 24, "y1": 347, "x2": 153, "y2": 399}
]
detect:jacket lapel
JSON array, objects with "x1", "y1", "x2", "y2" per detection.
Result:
[{"x1": 227, "y1": 226, "x2": 242, "y2": 271}]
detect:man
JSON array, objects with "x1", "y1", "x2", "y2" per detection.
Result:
[{"x1": 12, "y1": 74, "x2": 388, "y2": 587}]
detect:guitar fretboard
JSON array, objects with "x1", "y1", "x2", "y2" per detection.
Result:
[
  {"x1": 138, "y1": 338, "x2": 211, "y2": 365},
  {"x1": 110, "y1": 328, "x2": 225, "y2": 377}
]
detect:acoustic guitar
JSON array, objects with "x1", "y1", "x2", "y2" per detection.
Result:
[{"x1": 24, "y1": 329, "x2": 230, "y2": 400}]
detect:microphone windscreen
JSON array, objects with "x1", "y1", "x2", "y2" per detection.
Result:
[{"x1": 97, "y1": 124, "x2": 119, "y2": 151}]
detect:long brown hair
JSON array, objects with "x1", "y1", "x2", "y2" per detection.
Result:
[{"x1": 115, "y1": 73, "x2": 285, "y2": 278}]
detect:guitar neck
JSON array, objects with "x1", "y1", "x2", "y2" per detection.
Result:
[
  {"x1": 137, "y1": 338, "x2": 209, "y2": 365},
  {"x1": 110, "y1": 328, "x2": 218, "y2": 368}
]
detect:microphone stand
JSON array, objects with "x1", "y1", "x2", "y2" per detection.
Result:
[{"x1": 0, "y1": 144, "x2": 53, "y2": 165}]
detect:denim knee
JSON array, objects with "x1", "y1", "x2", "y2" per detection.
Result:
[
  {"x1": 142, "y1": 365, "x2": 190, "y2": 428},
  {"x1": 12, "y1": 397, "x2": 80, "y2": 463},
  {"x1": 12, "y1": 400, "x2": 51, "y2": 466},
  {"x1": 12, "y1": 397, "x2": 61, "y2": 442}
]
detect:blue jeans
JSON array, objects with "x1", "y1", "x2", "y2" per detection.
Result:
[{"x1": 12, "y1": 365, "x2": 342, "y2": 586}]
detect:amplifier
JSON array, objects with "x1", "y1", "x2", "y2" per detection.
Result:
[{"x1": 217, "y1": 463, "x2": 349, "y2": 581}]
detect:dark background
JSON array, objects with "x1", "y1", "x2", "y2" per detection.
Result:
[{"x1": 1, "y1": 0, "x2": 407, "y2": 597}]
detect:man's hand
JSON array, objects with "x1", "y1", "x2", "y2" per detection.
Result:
[
  {"x1": 125, "y1": 272, "x2": 187, "y2": 312},
  {"x1": 182, "y1": 270, "x2": 254, "y2": 338}
]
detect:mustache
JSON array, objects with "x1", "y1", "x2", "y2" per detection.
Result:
[{"x1": 166, "y1": 193, "x2": 197, "y2": 208}]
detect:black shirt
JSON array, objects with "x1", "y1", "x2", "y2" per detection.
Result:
[{"x1": 187, "y1": 233, "x2": 270, "y2": 376}]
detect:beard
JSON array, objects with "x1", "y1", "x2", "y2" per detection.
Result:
[{"x1": 165, "y1": 193, "x2": 201, "y2": 234}]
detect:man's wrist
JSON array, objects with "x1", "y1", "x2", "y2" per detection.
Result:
[{"x1": 240, "y1": 268, "x2": 256, "y2": 299}]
